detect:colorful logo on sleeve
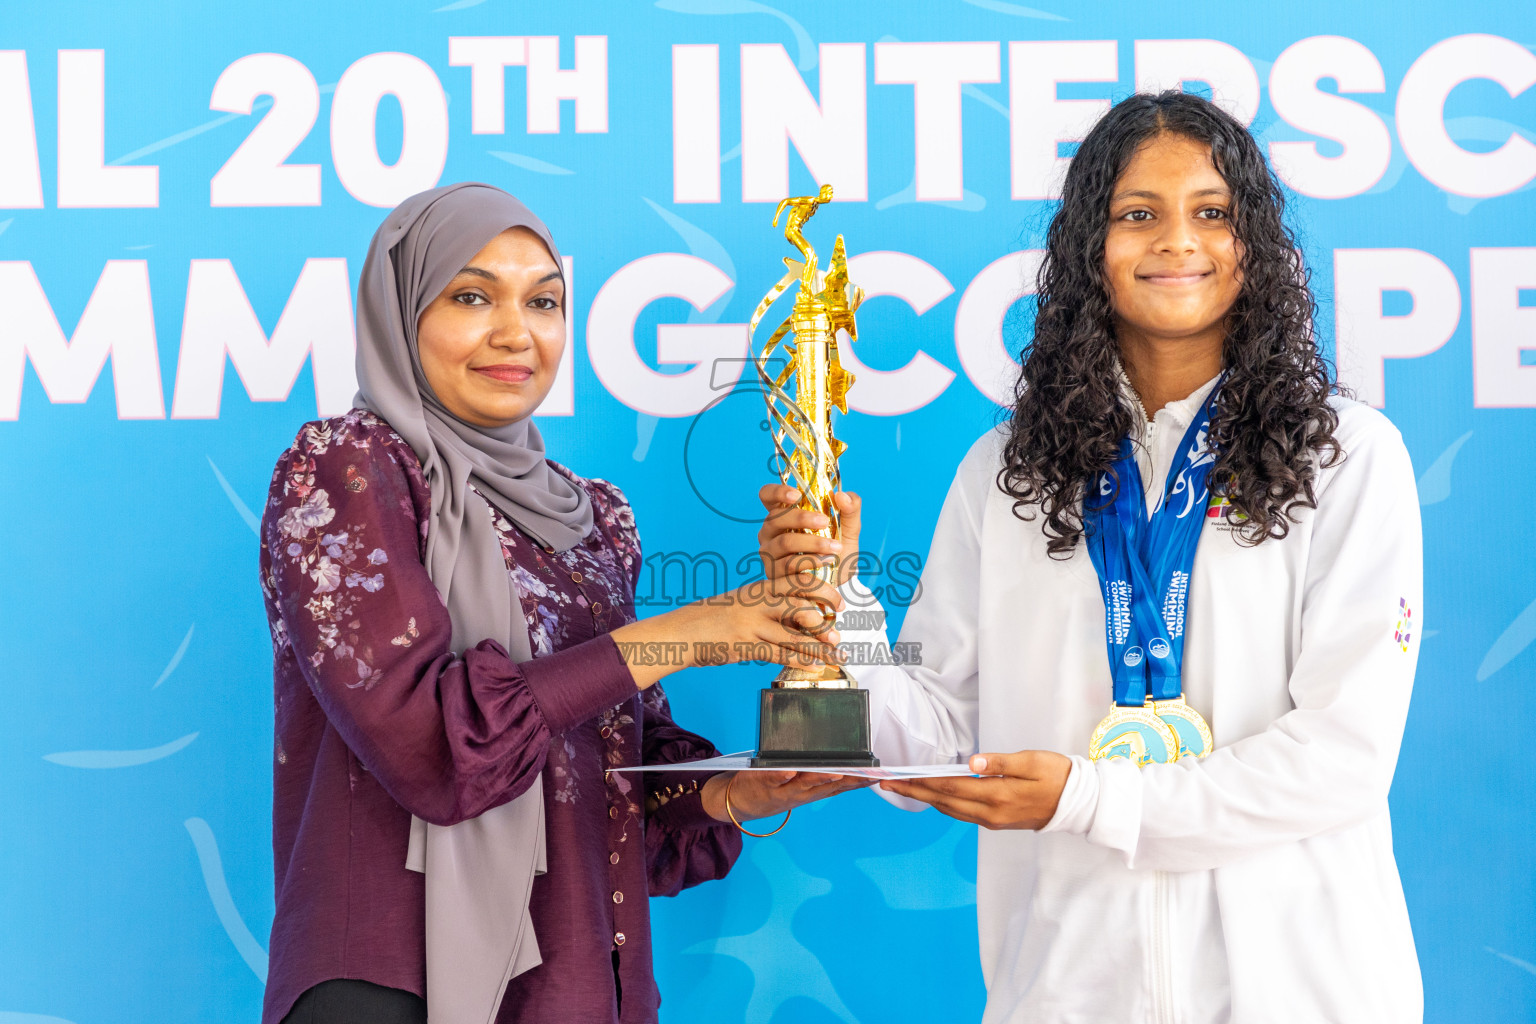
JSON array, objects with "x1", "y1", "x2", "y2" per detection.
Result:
[{"x1": 1394, "y1": 598, "x2": 1413, "y2": 652}]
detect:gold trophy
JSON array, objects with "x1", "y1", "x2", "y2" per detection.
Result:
[{"x1": 749, "y1": 184, "x2": 878, "y2": 768}]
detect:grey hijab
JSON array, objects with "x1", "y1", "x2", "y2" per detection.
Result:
[{"x1": 354, "y1": 182, "x2": 593, "y2": 1024}]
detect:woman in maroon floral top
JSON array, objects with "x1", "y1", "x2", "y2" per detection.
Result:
[{"x1": 258, "y1": 185, "x2": 861, "y2": 1024}]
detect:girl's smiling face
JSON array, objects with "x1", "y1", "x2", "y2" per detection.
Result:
[
  {"x1": 1103, "y1": 133, "x2": 1244, "y2": 353},
  {"x1": 416, "y1": 227, "x2": 565, "y2": 429}
]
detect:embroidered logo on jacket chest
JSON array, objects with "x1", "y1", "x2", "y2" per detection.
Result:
[{"x1": 1204, "y1": 494, "x2": 1250, "y2": 534}]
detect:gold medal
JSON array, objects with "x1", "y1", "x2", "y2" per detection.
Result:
[
  {"x1": 1152, "y1": 697, "x2": 1213, "y2": 759},
  {"x1": 1088, "y1": 704, "x2": 1181, "y2": 766}
]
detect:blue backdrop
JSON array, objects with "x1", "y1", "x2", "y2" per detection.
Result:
[{"x1": 2, "y1": 2, "x2": 1534, "y2": 1022}]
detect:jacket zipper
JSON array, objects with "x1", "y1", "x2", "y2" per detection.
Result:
[
  {"x1": 1151, "y1": 870, "x2": 1176, "y2": 1024},
  {"x1": 1143, "y1": 414, "x2": 1177, "y2": 1023}
]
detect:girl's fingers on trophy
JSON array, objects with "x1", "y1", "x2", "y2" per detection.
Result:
[
  {"x1": 761, "y1": 557, "x2": 794, "y2": 583},
  {"x1": 764, "y1": 550, "x2": 835, "y2": 581},
  {"x1": 760, "y1": 508, "x2": 833, "y2": 541},
  {"x1": 777, "y1": 552, "x2": 837, "y2": 583},
  {"x1": 758, "y1": 483, "x2": 801, "y2": 510},
  {"x1": 775, "y1": 557, "x2": 835, "y2": 587},
  {"x1": 772, "y1": 573, "x2": 841, "y2": 600},
  {"x1": 833, "y1": 491, "x2": 862, "y2": 535},
  {"x1": 760, "y1": 536, "x2": 806, "y2": 563},
  {"x1": 764, "y1": 530, "x2": 840, "y2": 556},
  {"x1": 771, "y1": 551, "x2": 825, "y2": 570},
  {"x1": 759, "y1": 489, "x2": 812, "y2": 527}
]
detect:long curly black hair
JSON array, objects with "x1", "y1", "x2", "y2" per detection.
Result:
[{"x1": 1000, "y1": 90, "x2": 1343, "y2": 556}]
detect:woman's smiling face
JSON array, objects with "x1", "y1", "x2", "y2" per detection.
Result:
[
  {"x1": 1103, "y1": 133, "x2": 1243, "y2": 351},
  {"x1": 416, "y1": 226, "x2": 565, "y2": 429}
]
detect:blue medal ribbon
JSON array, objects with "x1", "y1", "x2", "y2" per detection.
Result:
[{"x1": 1085, "y1": 383, "x2": 1221, "y2": 710}]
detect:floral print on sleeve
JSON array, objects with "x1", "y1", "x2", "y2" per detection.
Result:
[{"x1": 263, "y1": 412, "x2": 416, "y2": 691}]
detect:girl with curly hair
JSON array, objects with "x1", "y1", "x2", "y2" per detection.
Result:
[{"x1": 759, "y1": 92, "x2": 1423, "y2": 1021}]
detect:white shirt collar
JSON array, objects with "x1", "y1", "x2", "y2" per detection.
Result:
[
  {"x1": 1116, "y1": 366, "x2": 1223, "y2": 442},
  {"x1": 1114, "y1": 366, "x2": 1222, "y2": 513}
]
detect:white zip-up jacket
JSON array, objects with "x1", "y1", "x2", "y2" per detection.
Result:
[{"x1": 840, "y1": 382, "x2": 1423, "y2": 1023}]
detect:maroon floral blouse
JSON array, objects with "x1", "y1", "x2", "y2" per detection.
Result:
[{"x1": 257, "y1": 410, "x2": 741, "y2": 1024}]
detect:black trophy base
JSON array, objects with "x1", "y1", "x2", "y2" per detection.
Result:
[{"x1": 751, "y1": 687, "x2": 880, "y2": 768}]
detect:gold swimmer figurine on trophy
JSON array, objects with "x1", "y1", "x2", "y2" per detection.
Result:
[{"x1": 748, "y1": 184, "x2": 878, "y2": 768}]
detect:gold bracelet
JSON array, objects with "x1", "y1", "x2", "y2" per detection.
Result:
[{"x1": 724, "y1": 772, "x2": 791, "y2": 838}]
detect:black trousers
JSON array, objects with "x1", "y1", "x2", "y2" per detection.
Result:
[{"x1": 280, "y1": 980, "x2": 427, "y2": 1024}]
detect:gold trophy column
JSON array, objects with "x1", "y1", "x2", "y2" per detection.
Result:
[
  {"x1": 773, "y1": 286, "x2": 852, "y2": 689},
  {"x1": 748, "y1": 185, "x2": 877, "y2": 767}
]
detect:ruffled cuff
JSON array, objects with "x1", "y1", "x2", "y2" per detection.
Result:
[
  {"x1": 521, "y1": 633, "x2": 638, "y2": 735},
  {"x1": 645, "y1": 774, "x2": 742, "y2": 896}
]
